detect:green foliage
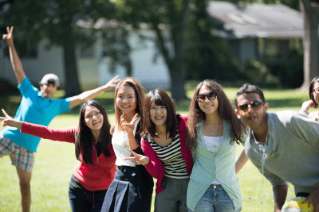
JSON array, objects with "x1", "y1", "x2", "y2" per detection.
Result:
[{"x1": 263, "y1": 49, "x2": 304, "y2": 88}]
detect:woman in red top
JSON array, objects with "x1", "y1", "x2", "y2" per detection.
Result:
[{"x1": 1, "y1": 100, "x2": 116, "y2": 212}]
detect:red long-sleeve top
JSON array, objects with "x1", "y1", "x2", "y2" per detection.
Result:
[{"x1": 21, "y1": 122, "x2": 117, "y2": 191}]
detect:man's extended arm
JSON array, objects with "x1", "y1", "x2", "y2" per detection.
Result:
[
  {"x1": 273, "y1": 184, "x2": 288, "y2": 212},
  {"x1": 68, "y1": 75, "x2": 120, "y2": 109},
  {"x1": 2, "y1": 26, "x2": 26, "y2": 85}
]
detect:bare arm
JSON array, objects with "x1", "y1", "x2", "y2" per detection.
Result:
[
  {"x1": 303, "y1": 187, "x2": 319, "y2": 212},
  {"x1": 68, "y1": 75, "x2": 120, "y2": 109},
  {"x1": 0, "y1": 109, "x2": 22, "y2": 129},
  {"x1": 235, "y1": 148, "x2": 249, "y2": 174},
  {"x1": 273, "y1": 184, "x2": 288, "y2": 212},
  {"x1": 2, "y1": 27, "x2": 26, "y2": 85}
]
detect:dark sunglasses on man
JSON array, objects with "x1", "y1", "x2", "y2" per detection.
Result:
[
  {"x1": 238, "y1": 100, "x2": 263, "y2": 112},
  {"x1": 197, "y1": 91, "x2": 217, "y2": 102}
]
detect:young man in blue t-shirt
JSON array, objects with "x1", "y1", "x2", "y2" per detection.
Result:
[{"x1": 1, "y1": 26, "x2": 120, "y2": 212}]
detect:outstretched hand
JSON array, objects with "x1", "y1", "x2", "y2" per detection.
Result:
[
  {"x1": 301, "y1": 100, "x2": 315, "y2": 112},
  {"x1": 2, "y1": 26, "x2": 14, "y2": 46},
  {"x1": 303, "y1": 188, "x2": 319, "y2": 212},
  {"x1": 0, "y1": 109, "x2": 22, "y2": 129},
  {"x1": 120, "y1": 113, "x2": 139, "y2": 135},
  {"x1": 105, "y1": 75, "x2": 121, "y2": 90},
  {"x1": 125, "y1": 149, "x2": 149, "y2": 166}
]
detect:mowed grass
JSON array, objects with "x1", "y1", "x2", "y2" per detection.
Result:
[{"x1": 0, "y1": 86, "x2": 312, "y2": 212}]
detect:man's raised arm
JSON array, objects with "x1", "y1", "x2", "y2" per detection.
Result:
[
  {"x1": 2, "y1": 26, "x2": 26, "y2": 85},
  {"x1": 68, "y1": 75, "x2": 121, "y2": 109}
]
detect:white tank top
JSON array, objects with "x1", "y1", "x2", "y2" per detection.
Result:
[{"x1": 112, "y1": 117, "x2": 140, "y2": 166}]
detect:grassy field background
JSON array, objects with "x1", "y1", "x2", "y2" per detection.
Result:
[{"x1": 0, "y1": 86, "x2": 312, "y2": 212}]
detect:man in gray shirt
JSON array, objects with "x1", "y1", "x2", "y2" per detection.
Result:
[{"x1": 235, "y1": 83, "x2": 319, "y2": 212}]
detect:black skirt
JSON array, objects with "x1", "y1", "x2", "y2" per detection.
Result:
[{"x1": 101, "y1": 165, "x2": 154, "y2": 212}]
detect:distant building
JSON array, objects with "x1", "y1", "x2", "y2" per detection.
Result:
[{"x1": 208, "y1": 1, "x2": 303, "y2": 61}]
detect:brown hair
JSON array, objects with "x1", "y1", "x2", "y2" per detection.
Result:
[
  {"x1": 143, "y1": 89, "x2": 178, "y2": 139},
  {"x1": 187, "y1": 80, "x2": 246, "y2": 149},
  {"x1": 113, "y1": 77, "x2": 145, "y2": 134},
  {"x1": 309, "y1": 77, "x2": 319, "y2": 108}
]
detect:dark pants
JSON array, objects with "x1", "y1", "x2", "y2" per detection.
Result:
[
  {"x1": 101, "y1": 166, "x2": 153, "y2": 212},
  {"x1": 69, "y1": 188, "x2": 107, "y2": 212}
]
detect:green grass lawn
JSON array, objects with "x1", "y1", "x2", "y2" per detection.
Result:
[{"x1": 0, "y1": 86, "x2": 312, "y2": 212}]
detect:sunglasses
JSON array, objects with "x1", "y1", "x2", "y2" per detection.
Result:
[
  {"x1": 238, "y1": 100, "x2": 263, "y2": 112},
  {"x1": 197, "y1": 92, "x2": 217, "y2": 102},
  {"x1": 313, "y1": 86, "x2": 319, "y2": 94}
]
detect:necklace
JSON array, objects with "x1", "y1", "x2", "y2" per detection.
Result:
[{"x1": 209, "y1": 120, "x2": 222, "y2": 136}]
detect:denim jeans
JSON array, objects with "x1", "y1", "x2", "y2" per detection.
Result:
[
  {"x1": 155, "y1": 177, "x2": 189, "y2": 212},
  {"x1": 188, "y1": 184, "x2": 241, "y2": 212},
  {"x1": 69, "y1": 188, "x2": 107, "y2": 212}
]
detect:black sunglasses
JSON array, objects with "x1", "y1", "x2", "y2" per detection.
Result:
[
  {"x1": 238, "y1": 100, "x2": 263, "y2": 112},
  {"x1": 197, "y1": 92, "x2": 217, "y2": 102}
]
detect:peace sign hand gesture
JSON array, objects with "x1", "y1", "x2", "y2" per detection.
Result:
[
  {"x1": 121, "y1": 113, "x2": 139, "y2": 135},
  {"x1": 0, "y1": 109, "x2": 22, "y2": 129},
  {"x1": 125, "y1": 149, "x2": 149, "y2": 166},
  {"x1": 2, "y1": 26, "x2": 14, "y2": 46}
]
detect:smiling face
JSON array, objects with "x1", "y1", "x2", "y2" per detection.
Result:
[
  {"x1": 116, "y1": 85, "x2": 137, "y2": 115},
  {"x1": 84, "y1": 105, "x2": 104, "y2": 132},
  {"x1": 235, "y1": 92, "x2": 268, "y2": 130},
  {"x1": 197, "y1": 86, "x2": 219, "y2": 115},
  {"x1": 150, "y1": 102, "x2": 167, "y2": 127},
  {"x1": 40, "y1": 83, "x2": 57, "y2": 98}
]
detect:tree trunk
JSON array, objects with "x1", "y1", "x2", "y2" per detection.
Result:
[
  {"x1": 63, "y1": 25, "x2": 81, "y2": 97},
  {"x1": 299, "y1": 0, "x2": 319, "y2": 90},
  {"x1": 169, "y1": 61, "x2": 188, "y2": 101}
]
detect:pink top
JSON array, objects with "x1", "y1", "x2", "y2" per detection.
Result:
[
  {"x1": 21, "y1": 122, "x2": 117, "y2": 191},
  {"x1": 141, "y1": 114, "x2": 193, "y2": 194}
]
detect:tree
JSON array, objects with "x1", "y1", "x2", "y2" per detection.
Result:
[
  {"x1": 299, "y1": 0, "x2": 319, "y2": 89},
  {"x1": 1, "y1": 0, "x2": 116, "y2": 96},
  {"x1": 103, "y1": 0, "x2": 191, "y2": 100}
]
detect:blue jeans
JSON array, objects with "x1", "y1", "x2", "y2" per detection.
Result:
[
  {"x1": 189, "y1": 184, "x2": 241, "y2": 212},
  {"x1": 69, "y1": 188, "x2": 107, "y2": 212}
]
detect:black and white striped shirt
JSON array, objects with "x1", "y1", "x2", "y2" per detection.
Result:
[{"x1": 149, "y1": 130, "x2": 189, "y2": 179}]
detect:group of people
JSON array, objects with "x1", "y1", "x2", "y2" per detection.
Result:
[{"x1": 1, "y1": 26, "x2": 319, "y2": 212}]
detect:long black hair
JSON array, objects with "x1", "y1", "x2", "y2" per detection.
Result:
[{"x1": 75, "y1": 100, "x2": 112, "y2": 164}]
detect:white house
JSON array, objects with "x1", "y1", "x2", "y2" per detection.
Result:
[{"x1": 0, "y1": 27, "x2": 171, "y2": 90}]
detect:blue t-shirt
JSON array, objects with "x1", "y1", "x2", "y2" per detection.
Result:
[{"x1": 1, "y1": 78, "x2": 71, "y2": 152}]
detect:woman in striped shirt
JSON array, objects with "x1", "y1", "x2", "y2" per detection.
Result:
[{"x1": 126, "y1": 89, "x2": 193, "y2": 212}]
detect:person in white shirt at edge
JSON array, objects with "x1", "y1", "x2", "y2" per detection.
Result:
[{"x1": 300, "y1": 76, "x2": 319, "y2": 121}]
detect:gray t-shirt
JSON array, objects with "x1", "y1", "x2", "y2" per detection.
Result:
[{"x1": 245, "y1": 110, "x2": 319, "y2": 195}]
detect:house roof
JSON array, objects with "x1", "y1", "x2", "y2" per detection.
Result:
[{"x1": 207, "y1": 1, "x2": 304, "y2": 39}]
